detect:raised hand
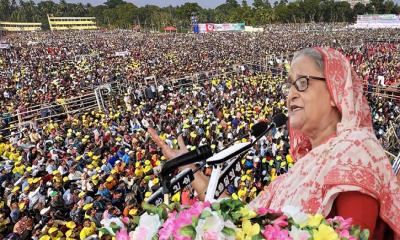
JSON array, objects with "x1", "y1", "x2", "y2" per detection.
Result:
[{"x1": 147, "y1": 127, "x2": 188, "y2": 161}]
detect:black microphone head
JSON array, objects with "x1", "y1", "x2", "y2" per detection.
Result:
[
  {"x1": 197, "y1": 145, "x2": 213, "y2": 159},
  {"x1": 251, "y1": 113, "x2": 288, "y2": 138},
  {"x1": 251, "y1": 121, "x2": 269, "y2": 138},
  {"x1": 272, "y1": 113, "x2": 288, "y2": 128}
]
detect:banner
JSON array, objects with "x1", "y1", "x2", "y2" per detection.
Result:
[
  {"x1": 115, "y1": 51, "x2": 130, "y2": 57},
  {"x1": 198, "y1": 23, "x2": 245, "y2": 33},
  {"x1": 0, "y1": 43, "x2": 11, "y2": 49},
  {"x1": 353, "y1": 14, "x2": 400, "y2": 28}
]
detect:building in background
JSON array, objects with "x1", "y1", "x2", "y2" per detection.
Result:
[
  {"x1": 0, "y1": 21, "x2": 42, "y2": 32},
  {"x1": 47, "y1": 15, "x2": 98, "y2": 31}
]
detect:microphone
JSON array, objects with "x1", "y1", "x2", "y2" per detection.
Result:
[
  {"x1": 253, "y1": 113, "x2": 287, "y2": 142},
  {"x1": 160, "y1": 145, "x2": 212, "y2": 177}
]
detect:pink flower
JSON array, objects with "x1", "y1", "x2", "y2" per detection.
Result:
[
  {"x1": 159, "y1": 202, "x2": 210, "y2": 240},
  {"x1": 203, "y1": 231, "x2": 221, "y2": 240},
  {"x1": 159, "y1": 212, "x2": 177, "y2": 240},
  {"x1": 257, "y1": 207, "x2": 280, "y2": 216},
  {"x1": 262, "y1": 225, "x2": 291, "y2": 240},
  {"x1": 121, "y1": 216, "x2": 129, "y2": 224},
  {"x1": 339, "y1": 229, "x2": 357, "y2": 240},
  {"x1": 331, "y1": 216, "x2": 353, "y2": 230},
  {"x1": 116, "y1": 229, "x2": 129, "y2": 240},
  {"x1": 272, "y1": 215, "x2": 288, "y2": 228}
]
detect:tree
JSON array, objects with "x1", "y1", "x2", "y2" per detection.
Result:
[
  {"x1": 176, "y1": 2, "x2": 202, "y2": 27},
  {"x1": 353, "y1": 2, "x2": 366, "y2": 20},
  {"x1": 104, "y1": 0, "x2": 126, "y2": 9},
  {"x1": 0, "y1": 0, "x2": 12, "y2": 20},
  {"x1": 253, "y1": 0, "x2": 266, "y2": 9}
]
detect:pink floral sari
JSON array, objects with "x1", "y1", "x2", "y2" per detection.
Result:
[{"x1": 249, "y1": 47, "x2": 400, "y2": 238}]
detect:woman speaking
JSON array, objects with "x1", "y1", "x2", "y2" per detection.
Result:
[{"x1": 149, "y1": 47, "x2": 400, "y2": 239}]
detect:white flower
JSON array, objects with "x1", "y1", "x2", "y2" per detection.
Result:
[
  {"x1": 282, "y1": 205, "x2": 309, "y2": 225},
  {"x1": 289, "y1": 226, "x2": 311, "y2": 240},
  {"x1": 195, "y1": 212, "x2": 225, "y2": 240},
  {"x1": 100, "y1": 217, "x2": 125, "y2": 235},
  {"x1": 129, "y1": 213, "x2": 161, "y2": 240}
]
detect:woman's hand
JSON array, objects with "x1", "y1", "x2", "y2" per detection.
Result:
[
  {"x1": 148, "y1": 127, "x2": 188, "y2": 161},
  {"x1": 147, "y1": 127, "x2": 209, "y2": 200}
]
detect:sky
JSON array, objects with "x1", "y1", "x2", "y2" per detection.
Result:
[
  {"x1": 63, "y1": 0, "x2": 255, "y2": 8},
  {"x1": 132, "y1": 0, "x2": 255, "y2": 8}
]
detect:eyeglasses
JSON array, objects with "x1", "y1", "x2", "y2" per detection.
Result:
[{"x1": 283, "y1": 75, "x2": 326, "y2": 93}]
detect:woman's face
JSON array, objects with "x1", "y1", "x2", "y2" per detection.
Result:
[{"x1": 287, "y1": 55, "x2": 336, "y2": 135}]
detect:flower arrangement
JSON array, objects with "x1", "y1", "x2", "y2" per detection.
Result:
[{"x1": 102, "y1": 199, "x2": 369, "y2": 240}]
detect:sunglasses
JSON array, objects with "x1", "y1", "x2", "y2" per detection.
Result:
[{"x1": 284, "y1": 75, "x2": 326, "y2": 92}]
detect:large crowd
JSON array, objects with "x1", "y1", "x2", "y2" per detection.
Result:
[{"x1": 0, "y1": 24, "x2": 399, "y2": 239}]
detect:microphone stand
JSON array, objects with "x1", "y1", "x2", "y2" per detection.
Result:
[
  {"x1": 160, "y1": 162, "x2": 206, "y2": 205},
  {"x1": 204, "y1": 163, "x2": 222, "y2": 202},
  {"x1": 161, "y1": 175, "x2": 171, "y2": 205}
]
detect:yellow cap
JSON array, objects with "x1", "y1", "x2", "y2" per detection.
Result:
[
  {"x1": 144, "y1": 165, "x2": 152, "y2": 173},
  {"x1": 39, "y1": 235, "x2": 50, "y2": 240},
  {"x1": 145, "y1": 192, "x2": 152, "y2": 198},
  {"x1": 83, "y1": 203, "x2": 93, "y2": 211},
  {"x1": 12, "y1": 186, "x2": 20, "y2": 193},
  {"x1": 65, "y1": 230, "x2": 73, "y2": 237},
  {"x1": 66, "y1": 221, "x2": 76, "y2": 229},
  {"x1": 78, "y1": 192, "x2": 85, "y2": 198},
  {"x1": 129, "y1": 208, "x2": 138, "y2": 216},
  {"x1": 48, "y1": 227, "x2": 58, "y2": 234},
  {"x1": 63, "y1": 177, "x2": 69, "y2": 182},
  {"x1": 27, "y1": 178, "x2": 34, "y2": 184},
  {"x1": 145, "y1": 160, "x2": 151, "y2": 166},
  {"x1": 106, "y1": 176, "x2": 113, "y2": 182},
  {"x1": 152, "y1": 178, "x2": 159, "y2": 185},
  {"x1": 19, "y1": 202, "x2": 26, "y2": 210},
  {"x1": 91, "y1": 175, "x2": 99, "y2": 180},
  {"x1": 33, "y1": 177, "x2": 41, "y2": 183}
]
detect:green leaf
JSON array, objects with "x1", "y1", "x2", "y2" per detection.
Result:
[
  {"x1": 132, "y1": 216, "x2": 140, "y2": 225},
  {"x1": 251, "y1": 233, "x2": 265, "y2": 240},
  {"x1": 192, "y1": 216, "x2": 199, "y2": 227},
  {"x1": 359, "y1": 229, "x2": 370, "y2": 240},
  {"x1": 350, "y1": 226, "x2": 361, "y2": 237},
  {"x1": 161, "y1": 208, "x2": 168, "y2": 220},
  {"x1": 179, "y1": 225, "x2": 196, "y2": 238},
  {"x1": 200, "y1": 210, "x2": 212, "y2": 219},
  {"x1": 211, "y1": 202, "x2": 221, "y2": 211},
  {"x1": 222, "y1": 227, "x2": 236, "y2": 236},
  {"x1": 142, "y1": 202, "x2": 157, "y2": 214},
  {"x1": 151, "y1": 235, "x2": 159, "y2": 240}
]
